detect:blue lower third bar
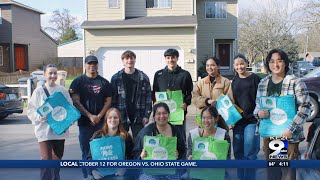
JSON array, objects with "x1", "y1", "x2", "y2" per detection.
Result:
[{"x1": 0, "y1": 160, "x2": 319, "y2": 168}]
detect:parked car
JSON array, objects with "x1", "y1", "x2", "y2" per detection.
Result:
[
  {"x1": 312, "y1": 58, "x2": 320, "y2": 67},
  {"x1": 301, "y1": 67, "x2": 320, "y2": 122},
  {"x1": 0, "y1": 83, "x2": 24, "y2": 120},
  {"x1": 291, "y1": 61, "x2": 315, "y2": 77}
]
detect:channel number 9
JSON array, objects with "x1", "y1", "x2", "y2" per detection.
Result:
[{"x1": 269, "y1": 140, "x2": 285, "y2": 156}]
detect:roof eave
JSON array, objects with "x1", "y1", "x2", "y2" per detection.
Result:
[
  {"x1": 0, "y1": 1, "x2": 45, "y2": 14},
  {"x1": 81, "y1": 24, "x2": 197, "y2": 29}
]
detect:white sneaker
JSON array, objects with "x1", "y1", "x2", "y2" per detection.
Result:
[{"x1": 92, "y1": 170, "x2": 103, "y2": 179}]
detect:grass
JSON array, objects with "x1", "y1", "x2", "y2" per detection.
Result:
[{"x1": 65, "y1": 76, "x2": 76, "y2": 89}]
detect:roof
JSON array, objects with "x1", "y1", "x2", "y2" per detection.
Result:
[
  {"x1": 40, "y1": 29, "x2": 58, "y2": 44},
  {"x1": 58, "y1": 38, "x2": 83, "y2": 46},
  {"x1": 0, "y1": 0, "x2": 44, "y2": 14},
  {"x1": 81, "y1": 15, "x2": 197, "y2": 29}
]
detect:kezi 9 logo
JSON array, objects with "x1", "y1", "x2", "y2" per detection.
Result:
[{"x1": 268, "y1": 137, "x2": 288, "y2": 160}]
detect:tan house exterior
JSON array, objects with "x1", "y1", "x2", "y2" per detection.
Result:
[
  {"x1": 0, "y1": 0, "x2": 57, "y2": 73},
  {"x1": 81, "y1": 0, "x2": 238, "y2": 82}
]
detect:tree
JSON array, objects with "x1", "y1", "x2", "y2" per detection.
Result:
[
  {"x1": 45, "y1": 9, "x2": 79, "y2": 43},
  {"x1": 238, "y1": 0, "x2": 300, "y2": 63}
]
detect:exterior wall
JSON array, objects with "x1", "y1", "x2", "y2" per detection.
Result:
[
  {"x1": 196, "y1": 0, "x2": 237, "y2": 72},
  {"x1": 87, "y1": 0, "x2": 124, "y2": 20},
  {"x1": 58, "y1": 40, "x2": 84, "y2": 57},
  {"x1": 0, "y1": 5, "x2": 12, "y2": 43},
  {"x1": 0, "y1": 43, "x2": 11, "y2": 72},
  {"x1": 84, "y1": 27, "x2": 196, "y2": 80},
  {"x1": 38, "y1": 32, "x2": 57, "y2": 71},
  {"x1": 125, "y1": 0, "x2": 193, "y2": 17},
  {"x1": 11, "y1": 5, "x2": 42, "y2": 71}
]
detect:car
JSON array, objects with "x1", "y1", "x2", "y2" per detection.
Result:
[
  {"x1": 291, "y1": 61, "x2": 315, "y2": 77},
  {"x1": 301, "y1": 67, "x2": 320, "y2": 122},
  {"x1": 312, "y1": 58, "x2": 320, "y2": 67},
  {"x1": 0, "y1": 83, "x2": 24, "y2": 120}
]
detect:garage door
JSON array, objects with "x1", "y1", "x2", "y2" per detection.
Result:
[{"x1": 95, "y1": 47, "x2": 184, "y2": 85}]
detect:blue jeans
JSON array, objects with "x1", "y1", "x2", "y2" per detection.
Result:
[
  {"x1": 79, "y1": 124, "x2": 102, "y2": 178},
  {"x1": 233, "y1": 122, "x2": 260, "y2": 180}
]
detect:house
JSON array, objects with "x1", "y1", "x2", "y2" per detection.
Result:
[
  {"x1": 58, "y1": 38, "x2": 84, "y2": 69},
  {"x1": 0, "y1": 0, "x2": 57, "y2": 73},
  {"x1": 81, "y1": 0, "x2": 238, "y2": 83}
]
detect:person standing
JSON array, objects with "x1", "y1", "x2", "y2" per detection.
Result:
[
  {"x1": 111, "y1": 50, "x2": 152, "y2": 139},
  {"x1": 152, "y1": 48, "x2": 193, "y2": 145},
  {"x1": 230, "y1": 54, "x2": 261, "y2": 180},
  {"x1": 27, "y1": 64, "x2": 73, "y2": 180},
  {"x1": 69, "y1": 55, "x2": 112, "y2": 180},
  {"x1": 254, "y1": 49, "x2": 311, "y2": 180}
]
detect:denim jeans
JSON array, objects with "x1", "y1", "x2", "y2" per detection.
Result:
[
  {"x1": 79, "y1": 124, "x2": 102, "y2": 178},
  {"x1": 233, "y1": 122, "x2": 260, "y2": 180}
]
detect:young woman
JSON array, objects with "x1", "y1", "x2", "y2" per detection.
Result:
[
  {"x1": 230, "y1": 54, "x2": 261, "y2": 180},
  {"x1": 192, "y1": 57, "x2": 231, "y2": 129},
  {"x1": 132, "y1": 102, "x2": 186, "y2": 179},
  {"x1": 27, "y1": 64, "x2": 73, "y2": 180},
  {"x1": 89, "y1": 108, "x2": 134, "y2": 179}
]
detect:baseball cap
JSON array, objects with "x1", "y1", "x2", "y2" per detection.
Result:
[
  {"x1": 85, "y1": 55, "x2": 98, "y2": 64},
  {"x1": 164, "y1": 49, "x2": 179, "y2": 57}
]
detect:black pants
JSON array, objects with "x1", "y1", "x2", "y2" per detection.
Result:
[{"x1": 123, "y1": 122, "x2": 144, "y2": 140}]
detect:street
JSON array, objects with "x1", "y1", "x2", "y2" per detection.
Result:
[{"x1": 0, "y1": 107, "x2": 313, "y2": 180}]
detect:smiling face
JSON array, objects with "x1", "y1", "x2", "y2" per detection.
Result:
[
  {"x1": 206, "y1": 59, "x2": 219, "y2": 76},
  {"x1": 233, "y1": 57, "x2": 248, "y2": 75},
  {"x1": 154, "y1": 106, "x2": 169, "y2": 126},
  {"x1": 44, "y1": 67, "x2": 58, "y2": 85},
  {"x1": 85, "y1": 62, "x2": 98, "y2": 75},
  {"x1": 165, "y1": 56, "x2": 178, "y2": 70},
  {"x1": 201, "y1": 110, "x2": 217, "y2": 129},
  {"x1": 122, "y1": 56, "x2": 136, "y2": 69},
  {"x1": 106, "y1": 110, "x2": 120, "y2": 130},
  {"x1": 269, "y1": 53, "x2": 286, "y2": 77}
]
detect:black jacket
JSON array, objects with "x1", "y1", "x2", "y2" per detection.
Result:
[
  {"x1": 132, "y1": 122, "x2": 186, "y2": 160},
  {"x1": 152, "y1": 66, "x2": 193, "y2": 107}
]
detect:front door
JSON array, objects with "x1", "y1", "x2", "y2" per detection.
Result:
[
  {"x1": 15, "y1": 47, "x2": 26, "y2": 70},
  {"x1": 218, "y1": 44, "x2": 230, "y2": 69}
]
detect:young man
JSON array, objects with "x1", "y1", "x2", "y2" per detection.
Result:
[
  {"x1": 254, "y1": 49, "x2": 311, "y2": 180},
  {"x1": 111, "y1": 50, "x2": 152, "y2": 139},
  {"x1": 153, "y1": 48, "x2": 193, "y2": 145},
  {"x1": 69, "y1": 55, "x2": 112, "y2": 180}
]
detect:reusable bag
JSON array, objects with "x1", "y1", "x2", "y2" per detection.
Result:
[
  {"x1": 89, "y1": 136, "x2": 125, "y2": 176},
  {"x1": 259, "y1": 95, "x2": 296, "y2": 137},
  {"x1": 190, "y1": 136, "x2": 229, "y2": 180},
  {"x1": 143, "y1": 134, "x2": 177, "y2": 175},
  {"x1": 37, "y1": 91, "x2": 80, "y2": 135},
  {"x1": 155, "y1": 90, "x2": 184, "y2": 125},
  {"x1": 216, "y1": 95, "x2": 242, "y2": 125}
]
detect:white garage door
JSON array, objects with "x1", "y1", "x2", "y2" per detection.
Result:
[{"x1": 95, "y1": 47, "x2": 184, "y2": 85}]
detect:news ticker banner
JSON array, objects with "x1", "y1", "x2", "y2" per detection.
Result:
[{"x1": 0, "y1": 160, "x2": 320, "y2": 168}]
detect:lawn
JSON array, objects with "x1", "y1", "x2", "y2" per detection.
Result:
[{"x1": 65, "y1": 76, "x2": 76, "y2": 89}]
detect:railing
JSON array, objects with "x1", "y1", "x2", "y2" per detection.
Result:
[{"x1": 6, "y1": 79, "x2": 32, "y2": 101}]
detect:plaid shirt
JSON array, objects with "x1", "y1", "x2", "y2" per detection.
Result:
[
  {"x1": 111, "y1": 69, "x2": 152, "y2": 124},
  {"x1": 254, "y1": 74, "x2": 311, "y2": 142}
]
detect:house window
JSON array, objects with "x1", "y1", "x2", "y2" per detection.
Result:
[
  {"x1": 108, "y1": 0, "x2": 119, "y2": 8},
  {"x1": 146, "y1": 0, "x2": 172, "y2": 8},
  {"x1": 0, "y1": 8, "x2": 2, "y2": 24},
  {"x1": 0, "y1": 46, "x2": 3, "y2": 66},
  {"x1": 205, "y1": 2, "x2": 227, "y2": 19}
]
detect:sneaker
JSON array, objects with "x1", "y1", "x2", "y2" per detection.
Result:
[{"x1": 92, "y1": 170, "x2": 103, "y2": 179}]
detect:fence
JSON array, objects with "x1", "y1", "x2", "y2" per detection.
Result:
[{"x1": 247, "y1": 66, "x2": 263, "y2": 73}]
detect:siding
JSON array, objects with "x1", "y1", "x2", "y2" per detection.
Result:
[
  {"x1": 196, "y1": 0, "x2": 237, "y2": 69},
  {"x1": 88, "y1": 0, "x2": 124, "y2": 20},
  {"x1": 0, "y1": 5, "x2": 12, "y2": 43},
  {"x1": 84, "y1": 27, "x2": 196, "y2": 80},
  {"x1": 125, "y1": 0, "x2": 193, "y2": 17},
  {"x1": 58, "y1": 40, "x2": 84, "y2": 57},
  {"x1": 0, "y1": 43, "x2": 11, "y2": 72},
  {"x1": 39, "y1": 31, "x2": 57, "y2": 71}
]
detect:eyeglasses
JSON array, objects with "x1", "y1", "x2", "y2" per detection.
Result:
[{"x1": 269, "y1": 59, "x2": 284, "y2": 64}]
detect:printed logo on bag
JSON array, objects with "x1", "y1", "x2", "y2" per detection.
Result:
[
  {"x1": 145, "y1": 137, "x2": 159, "y2": 147},
  {"x1": 217, "y1": 108, "x2": 229, "y2": 121},
  {"x1": 38, "y1": 103, "x2": 53, "y2": 117},
  {"x1": 261, "y1": 97, "x2": 276, "y2": 109},
  {"x1": 99, "y1": 145, "x2": 118, "y2": 160},
  {"x1": 165, "y1": 100, "x2": 177, "y2": 113},
  {"x1": 269, "y1": 137, "x2": 288, "y2": 160},
  {"x1": 270, "y1": 108, "x2": 288, "y2": 125},
  {"x1": 221, "y1": 96, "x2": 232, "y2": 109},
  {"x1": 152, "y1": 146, "x2": 168, "y2": 160},
  {"x1": 155, "y1": 92, "x2": 168, "y2": 101},
  {"x1": 200, "y1": 152, "x2": 217, "y2": 160},
  {"x1": 51, "y1": 106, "x2": 67, "y2": 121},
  {"x1": 194, "y1": 141, "x2": 209, "y2": 152}
]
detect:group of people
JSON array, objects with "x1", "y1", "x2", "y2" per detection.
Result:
[{"x1": 27, "y1": 47, "x2": 311, "y2": 180}]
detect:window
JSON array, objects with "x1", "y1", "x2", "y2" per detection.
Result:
[
  {"x1": 146, "y1": 0, "x2": 171, "y2": 8},
  {"x1": 108, "y1": 0, "x2": 119, "y2": 8},
  {"x1": 0, "y1": 8, "x2": 2, "y2": 24},
  {"x1": 0, "y1": 46, "x2": 3, "y2": 66},
  {"x1": 205, "y1": 2, "x2": 227, "y2": 19}
]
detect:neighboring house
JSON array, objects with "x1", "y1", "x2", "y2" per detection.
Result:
[
  {"x1": 0, "y1": 0, "x2": 57, "y2": 73},
  {"x1": 81, "y1": 0, "x2": 238, "y2": 82},
  {"x1": 58, "y1": 38, "x2": 84, "y2": 68}
]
